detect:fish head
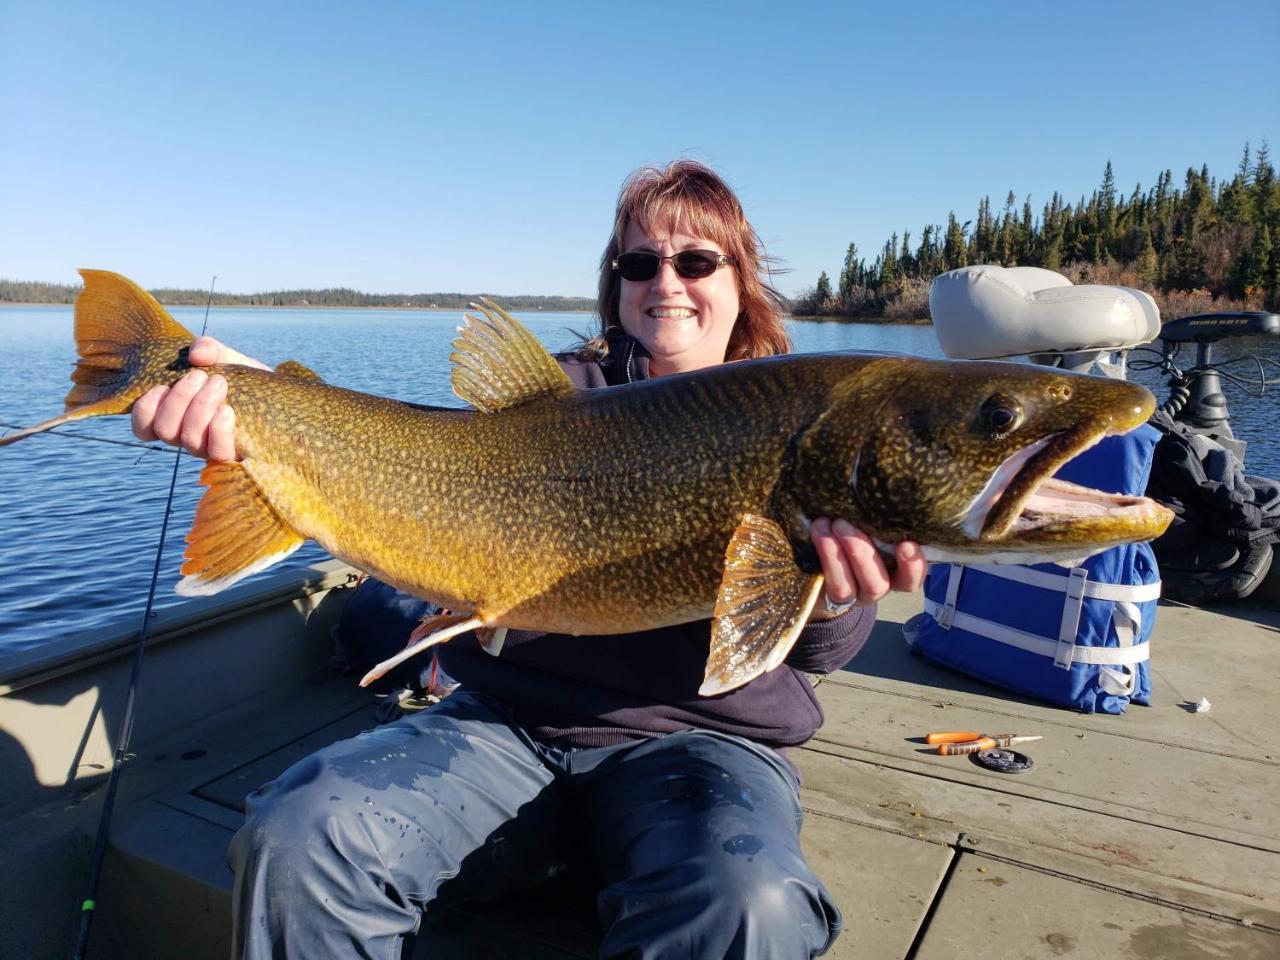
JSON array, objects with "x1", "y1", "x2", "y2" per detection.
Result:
[{"x1": 794, "y1": 356, "x2": 1172, "y2": 563}]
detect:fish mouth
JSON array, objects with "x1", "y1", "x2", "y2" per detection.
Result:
[{"x1": 968, "y1": 424, "x2": 1170, "y2": 545}]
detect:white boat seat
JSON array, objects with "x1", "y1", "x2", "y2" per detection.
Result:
[{"x1": 929, "y1": 265, "x2": 1161, "y2": 363}]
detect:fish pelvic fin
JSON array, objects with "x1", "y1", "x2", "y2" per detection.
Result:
[
  {"x1": 176, "y1": 462, "x2": 305, "y2": 596},
  {"x1": 450, "y1": 297, "x2": 576, "y2": 413},
  {"x1": 360, "y1": 613, "x2": 486, "y2": 687},
  {"x1": 700, "y1": 514, "x2": 825, "y2": 697},
  {"x1": 476, "y1": 626, "x2": 508, "y2": 657},
  {"x1": 0, "y1": 270, "x2": 197, "y2": 448}
]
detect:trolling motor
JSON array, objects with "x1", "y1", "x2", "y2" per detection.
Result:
[{"x1": 1154, "y1": 311, "x2": 1280, "y2": 463}]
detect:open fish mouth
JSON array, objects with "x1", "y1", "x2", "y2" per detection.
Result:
[{"x1": 967, "y1": 425, "x2": 1168, "y2": 544}]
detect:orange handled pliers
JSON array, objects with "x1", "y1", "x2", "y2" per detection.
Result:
[{"x1": 925, "y1": 731, "x2": 1043, "y2": 756}]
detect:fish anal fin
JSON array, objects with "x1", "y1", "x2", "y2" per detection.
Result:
[
  {"x1": 361, "y1": 614, "x2": 486, "y2": 687},
  {"x1": 700, "y1": 514, "x2": 825, "y2": 697},
  {"x1": 275, "y1": 360, "x2": 324, "y2": 382},
  {"x1": 176, "y1": 462, "x2": 305, "y2": 596},
  {"x1": 450, "y1": 297, "x2": 575, "y2": 412}
]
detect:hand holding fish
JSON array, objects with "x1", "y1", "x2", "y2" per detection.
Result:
[
  {"x1": 130, "y1": 336, "x2": 265, "y2": 460},
  {"x1": 811, "y1": 519, "x2": 925, "y2": 614}
]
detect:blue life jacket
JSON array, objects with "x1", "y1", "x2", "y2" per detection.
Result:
[{"x1": 903, "y1": 424, "x2": 1162, "y2": 714}]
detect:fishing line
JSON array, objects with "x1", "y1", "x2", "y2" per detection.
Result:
[
  {"x1": 73, "y1": 276, "x2": 218, "y2": 960},
  {"x1": 0, "y1": 421, "x2": 172, "y2": 454}
]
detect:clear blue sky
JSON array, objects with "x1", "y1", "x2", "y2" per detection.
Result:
[{"x1": 2, "y1": 0, "x2": 1276, "y2": 299}]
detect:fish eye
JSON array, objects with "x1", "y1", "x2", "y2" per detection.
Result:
[{"x1": 979, "y1": 393, "x2": 1023, "y2": 437}]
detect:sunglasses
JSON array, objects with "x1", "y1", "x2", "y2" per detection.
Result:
[{"x1": 611, "y1": 249, "x2": 735, "y2": 282}]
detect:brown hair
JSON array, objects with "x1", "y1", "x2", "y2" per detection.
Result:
[{"x1": 584, "y1": 159, "x2": 790, "y2": 362}]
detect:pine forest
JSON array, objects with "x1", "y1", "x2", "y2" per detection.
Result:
[{"x1": 793, "y1": 143, "x2": 1280, "y2": 322}]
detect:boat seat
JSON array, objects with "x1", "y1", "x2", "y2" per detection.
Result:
[{"x1": 929, "y1": 265, "x2": 1160, "y2": 368}]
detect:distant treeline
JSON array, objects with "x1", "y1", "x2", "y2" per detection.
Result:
[
  {"x1": 0, "y1": 280, "x2": 596, "y2": 313},
  {"x1": 794, "y1": 141, "x2": 1280, "y2": 322}
]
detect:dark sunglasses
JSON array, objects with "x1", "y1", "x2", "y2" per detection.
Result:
[{"x1": 611, "y1": 249, "x2": 735, "y2": 282}]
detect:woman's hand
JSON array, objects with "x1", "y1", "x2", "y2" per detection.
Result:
[
  {"x1": 810, "y1": 518, "x2": 926, "y2": 615},
  {"x1": 131, "y1": 336, "x2": 268, "y2": 461}
]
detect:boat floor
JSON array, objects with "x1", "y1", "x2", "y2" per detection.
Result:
[{"x1": 62, "y1": 591, "x2": 1280, "y2": 957}]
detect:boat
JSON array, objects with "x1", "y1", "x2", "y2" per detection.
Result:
[{"x1": 2, "y1": 559, "x2": 1278, "y2": 958}]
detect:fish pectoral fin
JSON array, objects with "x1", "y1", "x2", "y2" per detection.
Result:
[
  {"x1": 176, "y1": 462, "x2": 306, "y2": 596},
  {"x1": 701, "y1": 514, "x2": 825, "y2": 697},
  {"x1": 449, "y1": 298, "x2": 576, "y2": 412},
  {"x1": 274, "y1": 359, "x2": 324, "y2": 382},
  {"x1": 360, "y1": 614, "x2": 486, "y2": 687}
]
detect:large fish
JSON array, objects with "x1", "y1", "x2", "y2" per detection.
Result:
[{"x1": 2, "y1": 270, "x2": 1172, "y2": 694}]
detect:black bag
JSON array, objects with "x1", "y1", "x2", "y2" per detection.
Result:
[{"x1": 1146, "y1": 412, "x2": 1280, "y2": 602}]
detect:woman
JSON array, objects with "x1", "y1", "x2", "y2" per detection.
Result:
[{"x1": 134, "y1": 160, "x2": 926, "y2": 959}]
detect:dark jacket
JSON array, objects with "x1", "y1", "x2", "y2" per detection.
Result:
[{"x1": 436, "y1": 330, "x2": 877, "y2": 751}]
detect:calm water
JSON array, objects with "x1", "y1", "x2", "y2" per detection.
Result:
[{"x1": 1, "y1": 305, "x2": 1277, "y2": 659}]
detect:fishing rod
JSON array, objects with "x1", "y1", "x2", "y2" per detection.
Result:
[{"x1": 71, "y1": 276, "x2": 217, "y2": 960}]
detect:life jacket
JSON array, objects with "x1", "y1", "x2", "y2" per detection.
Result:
[{"x1": 903, "y1": 424, "x2": 1162, "y2": 714}]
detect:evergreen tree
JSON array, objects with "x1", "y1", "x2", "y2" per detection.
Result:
[
  {"x1": 943, "y1": 212, "x2": 967, "y2": 269},
  {"x1": 1019, "y1": 197, "x2": 1034, "y2": 262},
  {"x1": 997, "y1": 191, "x2": 1016, "y2": 265},
  {"x1": 878, "y1": 235, "x2": 899, "y2": 287},
  {"x1": 816, "y1": 271, "x2": 832, "y2": 305},
  {"x1": 1137, "y1": 229, "x2": 1159, "y2": 286},
  {"x1": 837, "y1": 243, "x2": 860, "y2": 303},
  {"x1": 1242, "y1": 225, "x2": 1272, "y2": 302},
  {"x1": 1099, "y1": 161, "x2": 1117, "y2": 256},
  {"x1": 972, "y1": 196, "x2": 995, "y2": 263}
]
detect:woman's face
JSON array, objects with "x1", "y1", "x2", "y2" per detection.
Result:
[{"x1": 618, "y1": 220, "x2": 741, "y2": 377}]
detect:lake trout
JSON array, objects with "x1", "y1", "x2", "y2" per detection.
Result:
[{"x1": 1, "y1": 270, "x2": 1172, "y2": 694}]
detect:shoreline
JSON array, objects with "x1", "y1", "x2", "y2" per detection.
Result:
[
  {"x1": 794, "y1": 313, "x2": 933, "y2": 326},
  {"x1": 0, "y1": 302, "x2": 935, "y2": 325},
  {"x1": 0, "y1": 301, "x2": 598, "y2": 314}
]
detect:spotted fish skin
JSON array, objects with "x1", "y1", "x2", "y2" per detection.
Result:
[{"x1": 0, "y1": 270, "x2": 1172, "y2": 694}]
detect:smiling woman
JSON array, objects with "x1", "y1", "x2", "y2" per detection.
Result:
[
  {"x1": 615, "y1": 220, "x2": 742, "y2": 375},
  {"x1": 588, "y1": 159, "x2": 792, "y2": 372},
  {"x1": 118, "y1": 157, "x2": 929, "y2": 960}
]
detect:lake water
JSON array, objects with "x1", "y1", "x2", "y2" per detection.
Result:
[{"x1": 1, "y1": 305, "x2": 1277, "y2": 659}]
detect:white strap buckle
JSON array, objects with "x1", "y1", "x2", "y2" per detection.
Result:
[
  {"x1": 939, "y1": 564, "x2": 964, "y2": 629},
  {"x1": 1054, "y1": 567, "x2": 1088, "y2": 670}
]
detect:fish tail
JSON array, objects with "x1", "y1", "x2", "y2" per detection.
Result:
[{"x1": 0, "y1": 269, "x2": 196, "y2": 447}]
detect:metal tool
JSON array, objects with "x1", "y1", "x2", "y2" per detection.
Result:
[{"x1": 972, "y1": 748, "x2": 1036, "y2": 774}]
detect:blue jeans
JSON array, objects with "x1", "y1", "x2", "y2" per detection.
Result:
[{"x1": 228, "y1": 691, "x2": 841, "y2": 959}]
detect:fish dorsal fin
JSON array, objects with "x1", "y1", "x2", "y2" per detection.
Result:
[
  {"x1": 274, "y1": 359, "x2": 324, "y2": 382},
  {"x1": 450, "y1": 297, "x2": 575, "y2": 413},
  {"x1": 701, "y1": 513, "x2": 825, "y2": 696},
  {"x1": 176, "y1": 462, "x2": 306, "y2": 596}
]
